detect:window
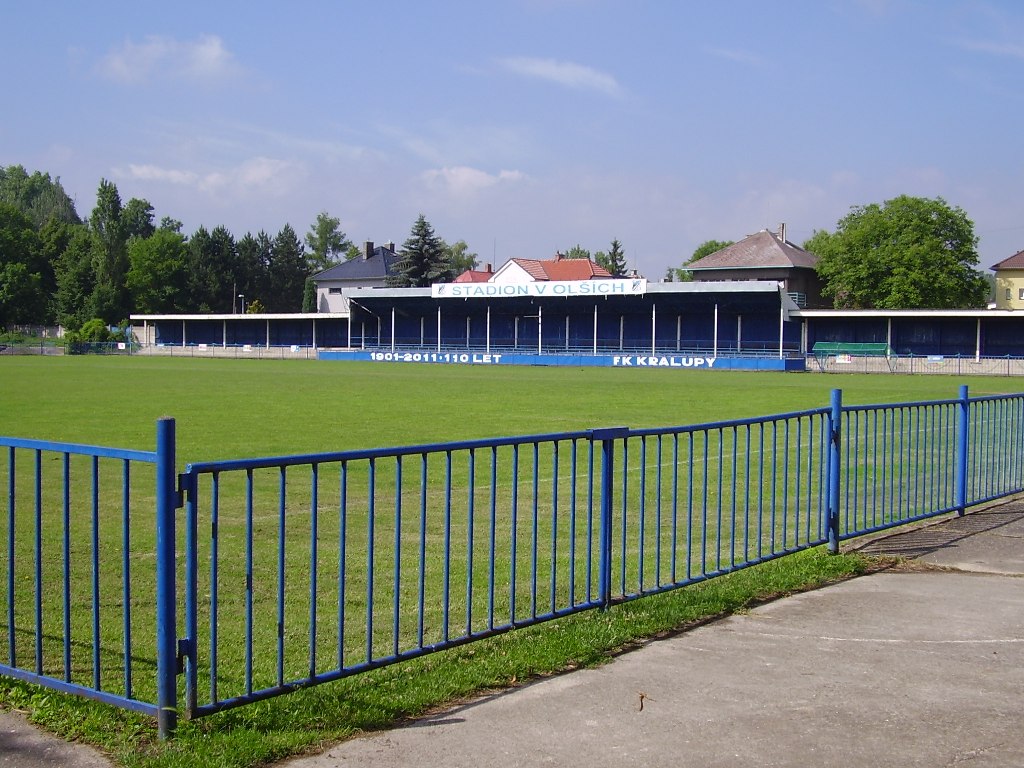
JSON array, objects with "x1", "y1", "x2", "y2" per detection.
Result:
[
  {"x1": 329, "y1": 287, "x2": 342, "y2": 295},
  {"x1": 1007, "y1": 288, "x2": 1012, "y2": 301},
  {"x1": 1018, "y1": 288, "x2": 1024, "y2": 301}
]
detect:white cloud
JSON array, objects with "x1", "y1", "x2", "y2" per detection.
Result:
[
  {"x1": 420, "y1": 166, "x2": 525, "y2": 198},
  {"x1": 497, "y1": 57, "x2": 622, "y2": 96},
  {"x1": 954, "y1": 38, "x2": 1024, "y2": 60},
  {"x1": 124, "y1": 163, "x2": 199, "y2": 185},
  {"x1": 704, "y1": 47, "x2": 766, "y2": 67},
  {"x1": 117, "y1": 156, "x2": 300, "y2": 197},
  {"x1": 96, "y1": 34, "x2": 241, "y2": 85}
]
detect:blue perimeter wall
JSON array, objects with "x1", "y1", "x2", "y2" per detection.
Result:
[{"x1": 318, "y1": 349, "x2": 806, "y2": 371}]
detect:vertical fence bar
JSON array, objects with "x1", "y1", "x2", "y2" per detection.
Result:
[
  {"x1": 956, "y1": 385, "x2": 969, "y2": 515},
  {"x1": 61, "y1": 455, "x2": 71, "y2": 681},
  {"x1": 91, "y1": 456, "x2": 101, "y2": 689},
  {"x1": 593, "y1": 428, "x2": 627, "y2": 609},
  {"x1": 392, "y1": 458, "x2": 401, "y2": 659},
  {"x1": 155, "y1": 417, "x2": 178, "y2": 740},
  {"x1": 827, "y1": 389, "x2": 842, "y2": 554},
  {"x1": 6, "y1": 447, "x2": 14, "y2": 667},
  {"x1": 33, "y1": 450, "x2": 42, "y2": 674},
  {"x1": 310, "y1": 464, "x2": 320, "y2": 678},
  {"x1": 182, "y1": 468, "x2": 198, "y2": 716}
]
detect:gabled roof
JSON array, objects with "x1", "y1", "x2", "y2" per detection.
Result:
[
  {"x1": 991, "y1": 249, "x2": 1024, "y2": 271},
  {"x1": 313, "y1": 245, "x2": 399, "y2": 281},
  {"x1": 508, "y1": 256, "x2": 613, "y2": 281},
  {"x1": 453, "y1": 269, "x2": 494, "y2": 283},
  {"x1": 688, "y1": 229, "x2": 819, "y2": 271}
]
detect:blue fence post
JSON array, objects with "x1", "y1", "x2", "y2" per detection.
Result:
[
  {"x1": 827, "y1": 389, "x2": 842, "y2": 554},
  {"x1": 955, "y1": 384, "x2": 969, "y2": 516},
  {"x1": 155, "y1": 418, "x2": 178, "y2": 739},
  {"x1": 591, "y1": 427, "x2": 629, "y2": 609}
]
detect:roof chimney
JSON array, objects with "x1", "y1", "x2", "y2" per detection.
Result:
[
  {"x1": 384, "y1": 240, "x2": 395, "y2": 252},
  {"x1": 485, "y1": 263, "x2": 493, "y2": 273},
  {"x1": 554, "y1": 251, "x2": 564, "y2": 261},
  {"x1": 778, "y1": 223, "x2": 787, "y2": 243},
  {"x1": 363, "y1": 240, "x2": 374, "y2": 260}
]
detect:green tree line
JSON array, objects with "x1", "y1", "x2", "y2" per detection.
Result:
[{"x1": 0, "y1": 166, "x2": 485, "y2": 333}]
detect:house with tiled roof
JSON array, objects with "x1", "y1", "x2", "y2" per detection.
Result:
[
  {"x1": 487, "y1": 253, "x2": 613, "y2": 284},
  {"x1": 991, "y1": 249, "x2": 1024, "y2": 309},
  {"x1": 686, "y1": 225, "x2": 826, "y2": 308},
  {"x1": 312, "y1": 240, "x2": 398, "y2": 312}
]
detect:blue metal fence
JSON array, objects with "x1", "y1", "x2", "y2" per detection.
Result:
[
  {"x1": 3, "y1": 386, "x2": 1024, "y2": 738},
  {"x1": 0, "y1": 421, "x2": 177, "y2": 734}
]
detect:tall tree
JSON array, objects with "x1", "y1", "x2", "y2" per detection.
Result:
[
  {"x1": 38, "y1": 217, "x2": 73, "y2": 320},
  {"x1": 54, "y1": 226, "x2": 101, "y2": 329},
  {"x1": 126, "y1": 228, "x2": 187, "y2": 313},
  {"x1": 0, "y1": 203, "x2": 46, "y2": 328},
  {"x1": 595, "y1": 238, "x2": 628, "y2": 276},
  {"x1": 122, "y1": 198, "x2": 156, "y2": 240},
  {"x1": 159, "y1": 216, "x2": 183, "y2": 233},
  {"x1": 444, "y1": 239, "x2": 478, "y2": 275},
  {"x1": 388, "y1": 214, "x2": 452, "y2": 287},
  {"x1": 301, "y1": 277, "x2": 317, "y2": 313},
  {"x1": 266, "y1": 224, "x2": 308, "y2": 312},
  {"x1": 563, "y1": 244, "x2": 591, "y2": 260},
  {"x1": 89, "y1": 179, "x2": 130, "y2": 322},
  {"x1": 181, "y1": 225, "x2": 238, "y2": 312},
  {"x1": 0, "y1": 165, "x2": 80, "y2": 228},
  {"x1": 184, "y1": 226, "x2": 216, "y2": 312},
  {"x1": 305, "y1": 211, "x2": 350, "y2": 273},
  {"x1": 208, "y1": 226, "x2": 238, "y2": 312},
  {"x1": 237, "y1": 231, "x2": 274, "y2": 309},
  {"x1": 809, "y1": 195, "x2": 989, "y2": 309}
]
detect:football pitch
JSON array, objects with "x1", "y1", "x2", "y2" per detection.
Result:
[{"x1": 0, "y1": 355, "x2": 987, "y2": 456}]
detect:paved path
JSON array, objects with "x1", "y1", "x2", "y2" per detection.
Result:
[
  {"x1": 3, "y1": 502, "x2": 1024, "y2": 767},
  {"x1": 0, "y1": 709, "x2": 111, "y2": 768}
]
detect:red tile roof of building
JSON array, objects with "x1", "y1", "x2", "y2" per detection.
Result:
[
  {"x1": 453, "y1": 269, "x2": 494, "y2": 283},
  {"x1": 510, "y1": 255, "x2": 613, "y2": 281},
  {"x1": 991, "y1": 250, "x2": 1024, "y2": 271}
]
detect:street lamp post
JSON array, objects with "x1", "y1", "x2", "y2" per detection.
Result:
[{"x1": 238, "y1": 294, "x2": 245, "y2": 314}]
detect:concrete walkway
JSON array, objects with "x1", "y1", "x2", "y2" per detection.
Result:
[
  {"x1": 0, "y1": 709, "x2": 111, "y2": 768},
  {"x1": 4, "y1": 502, "x2": 1024, "y2": 767}
]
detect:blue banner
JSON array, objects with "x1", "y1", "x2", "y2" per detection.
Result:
[{"x1": 318, "y1": 350, "x2": 805, "y2": 371}]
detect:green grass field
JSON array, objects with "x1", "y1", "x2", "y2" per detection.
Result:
[
  {"x1": 0, "y1": 356, "x2": 1010, "y2": 768},
  {"x1": 0, "y1": 356, "x2": 996, "y2": 454}
]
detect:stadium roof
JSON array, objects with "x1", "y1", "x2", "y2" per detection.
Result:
[{"x1": 345, "y1": 280, "x2": 796, "y2": 319}]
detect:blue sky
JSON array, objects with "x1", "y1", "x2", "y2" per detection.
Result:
[{"x1": 4, "y1": 1, "x2": 1023, "y2": 277}]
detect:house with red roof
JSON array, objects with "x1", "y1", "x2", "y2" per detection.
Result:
[
  {"x1": 458, "y1": 253, "x2": 613, "y2": 284},
  {"x1": 991, "y1": 249, "x2": 1024, "y2": 309}
]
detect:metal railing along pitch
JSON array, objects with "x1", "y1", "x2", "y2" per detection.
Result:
[{"x1": 2, "y1": 386, "x2": 1023, "y2": 738}]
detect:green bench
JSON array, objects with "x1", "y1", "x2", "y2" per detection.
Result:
[{"x1": 812, "y1": 342, "x2": 894, "y2": 371}]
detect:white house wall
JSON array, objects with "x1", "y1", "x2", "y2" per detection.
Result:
[{"x1": 489, "y1": 261, "x2": 534, "y2": 283}]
